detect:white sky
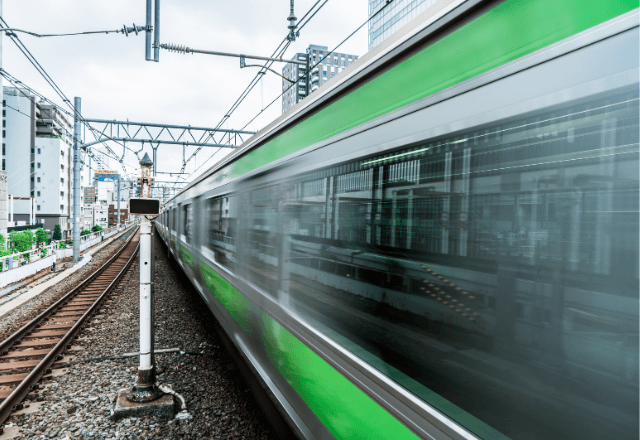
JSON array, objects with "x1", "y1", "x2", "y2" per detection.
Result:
[{"x1": 3, "y1": 0, "x2": 368, "y2": 187}]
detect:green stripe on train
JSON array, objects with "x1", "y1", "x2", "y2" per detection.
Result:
[
  {"x1": 180, "y1": 245, "x2": 195, "y2": 269},
  {"x1": 200, "y1": 262, "x2": 252, "y2": 333},
  {"x1": 199, "y1": 262, "x2": 420, "y2": 438},
  {"x1": 259, "y1": 312, "x2": 422, "y2": 439},
  {"x1": 230, "y1": 0, "x2": 637, "y2": 178}
]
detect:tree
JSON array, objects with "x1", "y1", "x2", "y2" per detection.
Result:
[
  {"x1": 9, "y1": 230, "x2": 34, "y2": 253},
  {"x1": 35, "y1": 228, "x2": 48, "y2": 247},
  {"x1": 80, "y1": 229, "x2": 91, "y2": 236},
  {"x1": 91, "y1": 225, "x2": 103, "y2": 232},
  {"x1": 52, "y1": 224, "x2": 62, "y2": 241}
]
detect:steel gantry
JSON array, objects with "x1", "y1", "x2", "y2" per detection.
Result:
[{"x1": 80, "y1": 118, "x2": 255, "y2": 175}]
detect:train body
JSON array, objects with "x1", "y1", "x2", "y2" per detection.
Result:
[{"x1": 156, "y1": 0, "x2": 639, "y2": 438}]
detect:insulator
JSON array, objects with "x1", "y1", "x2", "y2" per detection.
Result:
[{"x1": 160, "y1": 43, "x2": 191, "y2": 54}]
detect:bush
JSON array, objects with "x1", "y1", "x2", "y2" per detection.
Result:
[
  {"x1": 80, "y1": 229, "x2": 91, "y2": 236},
  {"x1": 91, "y1": 225, "x2": 103, "y2": 232},
  {"x1": 59, "y1": 242, "x2": 67, "y2": 249}
]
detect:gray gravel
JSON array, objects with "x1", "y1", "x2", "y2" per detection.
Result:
[
  {"x1": 7, "y1": 238, "x2": 278, "y2": 439},
  {"x1": 0, "y1": 229, "x2": 136, "y2": 343}
]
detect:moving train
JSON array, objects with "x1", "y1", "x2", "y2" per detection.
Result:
[{"x1": 156, "y1": 0, "x2": 639, "y2": 438}]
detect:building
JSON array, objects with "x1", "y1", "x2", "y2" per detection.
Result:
[
  {"x1": 108, "y1": 204, "x2": 128, "y2": 227},
  {"x1": 282, "y1": 44, "x2": 358, "y2": 114},
  {"x1": 368, "y1": 0, "x2": 441, "y2": 50},
  {"x1": 83, "y1": 186, "x2": 96, "y2": 205},
  {"x1": 92, "y1": 204, "x2": 109, "y2": 230},
  {"x1": 3, "y1": 88, "x2": 77, "y2": 238}
]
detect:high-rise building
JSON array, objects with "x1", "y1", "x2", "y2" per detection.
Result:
[
  {"x1": 282, "y1": 44, "x2": 359, "y2": 114},
  {"x1": 3, "y1": 87, "x2": 77, "y2": 238},
  {"x1": 368, "y1": 0, "x2": 441, "y2": 50}
]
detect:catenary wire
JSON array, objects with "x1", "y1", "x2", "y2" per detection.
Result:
[
  {"x1": 0, "y1": 17, "x2": 136, "y2": 178},
  {"x1": 178, "y1": 0, "x2": 396, "y2": 186}
]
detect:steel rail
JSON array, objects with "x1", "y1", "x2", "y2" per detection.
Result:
[{"x1": 0, "y1": 227, "x2": 140, "y2": 431}]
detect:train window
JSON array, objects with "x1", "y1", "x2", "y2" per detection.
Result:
[
  {"x1": 204, "y1": 195, "x2": 237, "y2": 271},
  {"x1": 182, "y1": 203, "x2": 193, "y2": 244},
  {"x1": 236, "y1": 86, "x2": 639, "y2": 440},
  {"x1": 172, "y1": 207, "x2": 177, "y2": 233}
]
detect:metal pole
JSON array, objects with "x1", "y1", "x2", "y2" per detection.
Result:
[
  {"x1": 128, "y1": 153, "x2": 162, "y2": 402},
  {"x1": 145, "y1": 0, "x2": 153, "y2": 61},
  {"x1": 72, "y1": 97, "x2": 81, "y2": 262},
  {"x1": 117, "y1": 177, "x2": 121, "y2": 230},
  {"x1": 153, "y1": 0, "x2": 160, "y2": 62}
]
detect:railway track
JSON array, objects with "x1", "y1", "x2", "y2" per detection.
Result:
[{"x1": 0, "y1": 228, "x2": 140, "y2": 432}]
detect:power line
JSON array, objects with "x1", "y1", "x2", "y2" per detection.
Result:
[
  {"x1": 0, "y1": 17, "x2": 136, "y2": 178},
  {"x1": 0, "y1": 24, "x2": 147, "y2": 38},
  {"x1": 179, "y1": 0, "x2": 395, "y2": 186},
  {"x1": 175, "y1": 0, "x2": 333, "y2": 184},
  {"x1": 0, "y1": 71, "x2": 129, "y2": 168}
]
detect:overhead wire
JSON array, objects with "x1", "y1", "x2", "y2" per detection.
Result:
[
  {"x1": 174, "y1": 0, "x2": 333, "y2": 186},
  {"x1": 0, "y1": 73, "x2": 127, "y2": 169},
  {"x1": 0, "y1": 17, "x2": 136, "y2": 178},
  {"x1": 179, "y1": 0, "x2": 394, "y2": 186}
]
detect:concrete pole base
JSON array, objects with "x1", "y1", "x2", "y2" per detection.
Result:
[{"x1": 113, "y1": 388, "x2": 175, "y2": 421}]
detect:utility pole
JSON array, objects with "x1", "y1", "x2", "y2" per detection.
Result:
[
  {"x1": 127, "y1": 152, "x2": 162, "y2": 402},
  {"x1": 72, "y1": 97, "x2": 81, "y2": 262},
  {"x1": 117, "y1": 177, "x2": 121, "y2": 230}
]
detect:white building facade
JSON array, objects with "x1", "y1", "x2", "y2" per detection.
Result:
[{"x1": 3, "y1": 88, "x2": 77, "y2": 238}]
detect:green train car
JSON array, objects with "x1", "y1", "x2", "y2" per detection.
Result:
[{"x1": 156, "y1": 0, "x2": 639, "y2": 438}]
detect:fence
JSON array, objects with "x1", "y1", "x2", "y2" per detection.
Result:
[{"x1": 0, "y1": 221, "x2": 136, "y2": 273}]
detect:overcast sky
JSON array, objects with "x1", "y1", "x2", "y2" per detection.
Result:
[{"x1": 3, "y1": 0, "x2": 368, "y2": 186}]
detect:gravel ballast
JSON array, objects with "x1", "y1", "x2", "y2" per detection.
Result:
[{"x1": 6, "y1": 236, "x2": 279, "y2": 440}]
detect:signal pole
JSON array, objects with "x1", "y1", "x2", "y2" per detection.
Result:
[{"x1": 128, "y1": 153, "x2": 162, "y2": 402}]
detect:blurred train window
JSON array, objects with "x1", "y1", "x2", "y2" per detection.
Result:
[
  {"x1": 205, "y1": 196, "x2": 237, "y2": 271},
  {"x1": 172, "y1": 207, "x2": 177, "y2": 233},
  {"x1": 182, "y1": 203, "x2": 193, "y2": 244},
  {"x1": 236, "y1": 86, "x2": 639, "y2": 439}
]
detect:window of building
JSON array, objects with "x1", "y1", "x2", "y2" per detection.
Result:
[
  {"x1": 1, "y1": 159, "x2": 4, "y2": 171},
  {"x1": 61, "y1": 150, "x2": 64, "y2": 156},
  {"x1": 31, "y1": 190, "x2": 34, "y2": 197},
  {"x1": 37, "y1": 177, "x2": 41, "y2": 183},
  {"x1": 2, "y1": 144, "x2": 4, "y2": 155},
  {"x1": 60, "y1": 191, "x2": 64, "y2": 197},
  {"x1": 37, "y1": 163, "x2": 41, "y2": 168},
  {"x1": 31, "y1": 148, "x2": 34, "y2": 154},
  {"x1": 61, "y1": 178, "x2": 64, "y2": 184},
  {"x1": 37, "y1": 191, "x2": 41, "y2": 197},
  {"x1": 60, "y1": 205, "x2": 64, "y2": 210},
  {"x1": 2, "y1": 131, "x2": 5, "y2": 138},
  {"x1": 2, "y1": 120, "x2": 4, "y2": 128},
  {"x1": 31, "y1": 162, "x2": 34, "y2": 168},
  {"x1": 37, "y1": 205, "x2": 41, "y2": 211},
  {"x1": 61, "y1": 164, "x2": 64, "y2": 170},
  {"x1": 37, "y1": 148, "x2": 41, "y2": 154}
]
